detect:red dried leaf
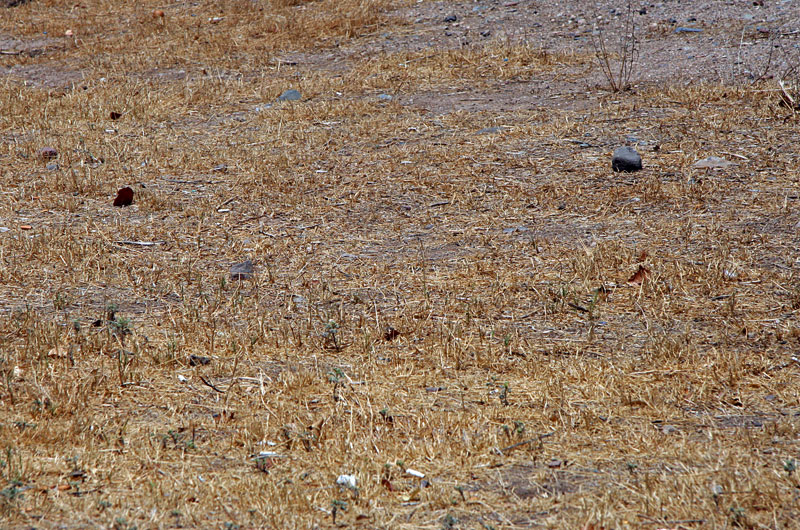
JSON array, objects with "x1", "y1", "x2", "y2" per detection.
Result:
[
  {"x1": 109, "y1": 111, "x2": 122, "y2": 120},
  {"x1": 383, "y1": 326, "x2": 400, "y2": 341},
  {"x1": 381, "y1": 478, "x2": 394, "y2": 491},
  {"x1": 113, "y1": 187, "x2": 134, "y2": 207},
  {"x1": 637, "y1": 250, "x2": 648, "y2": 262},
  {"x1": 38, "y1": 147, "x2": 58, "y2": 160},
  {"x1": 627, "y1": 265, "x2": 650, "y2": 285}
]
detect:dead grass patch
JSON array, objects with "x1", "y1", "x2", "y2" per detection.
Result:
[{"x1": 1, "y1": 1, "x2": 799, "y2": 528}]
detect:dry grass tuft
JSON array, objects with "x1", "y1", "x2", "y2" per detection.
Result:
[{"x1": 0, "y1": 0, "x2": 799, "y2": 528}]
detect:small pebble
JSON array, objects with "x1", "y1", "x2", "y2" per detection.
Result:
[
  {"x1": 189, "y1": 354, "x2": 211, "y2": 366},
  {"x1": 443, "y1": 15, "x2": 457, "y2": 23},
  {"x1": 276, "y1": 89, "x2": 301, "y2": 102},
  {"x1": 674, "y1": 26, "x2": 703, "y2": 33},
  {"x1": 230, "y1": 259, "x2": 254, "y2": 280},
  {"x1": 692, "y1": 156, "x2": 736, "y2": 169}
]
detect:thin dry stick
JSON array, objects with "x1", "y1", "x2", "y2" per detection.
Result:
[{"x1": 498, "y1": 431, "x2": 556, "y2": 455}]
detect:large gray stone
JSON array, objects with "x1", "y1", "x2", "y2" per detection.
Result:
[{"x1": 612, "y1": 146, "x2": 643, "y2": 172}]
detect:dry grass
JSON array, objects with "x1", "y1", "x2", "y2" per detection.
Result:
[{"x1": 1, "y1": 1, "x2": 799, "y2": 529}]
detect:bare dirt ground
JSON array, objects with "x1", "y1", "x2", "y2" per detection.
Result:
[{"x1": 1, "y1": 0, "x2": 800, "y2": 529}]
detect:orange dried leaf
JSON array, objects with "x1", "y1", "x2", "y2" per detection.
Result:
[{"x1": 627, "y1": 265, "x2": 650, "y2": 285}]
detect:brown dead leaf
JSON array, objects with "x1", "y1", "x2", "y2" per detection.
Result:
[
  {"x1": 627, "y1": 265, "x2": 650, "y2": 285},
  {"x1": 113, "y1": 186, "x2": 134, "y2": 207}
]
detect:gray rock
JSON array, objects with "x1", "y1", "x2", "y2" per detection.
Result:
[
  {"x1": 612, "y1": 146, "x2": 642, "y2": 172},
  {"x1": 277, "y1": 89, "x2": 301, "y2": 102},
  {"x1": 674, "y1": 27, "x2": 703, "y2": 34},
  {"x1": 443, "y1": 15, "x2": 457, "y2": 23},
  {"x1": 476, "y1": 126, "x2": 503, "y2": 135},
  {"x1": 230, "y1": 260, "x2": 254, "y2": 280},
  {"x1": 377, "y1": 94, "x2": 393, "y2": 101},
  {"x1": 692, "y1": 156, "x2": 737, "y2": 170}
]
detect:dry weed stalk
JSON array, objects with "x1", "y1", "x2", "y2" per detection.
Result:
[{"x1": 591, "y1": 1, "x2": 638, "y2": 92}]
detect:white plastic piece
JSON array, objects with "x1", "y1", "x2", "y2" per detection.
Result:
[
  {"x1": 336, "y1": 474, "x2": 357, "y2": 489},
  {"x1": 406, "y1": 468, "x2": 425, "y2": 478}
]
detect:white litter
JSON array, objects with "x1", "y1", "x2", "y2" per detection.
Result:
[{"x1": 336, "y1": 474, "x2": 357, "y2": 489}]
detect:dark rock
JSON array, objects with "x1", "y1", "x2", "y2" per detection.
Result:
[
  {"x1": 230, "y1": 260, "x2": 254, "y2": 280},
  {"x1": 1, "y1": 0, "x2": 33, "y2": 7},
  {"x1": 674, "y1": 26, "x2": 703, "y2": 34},
  {"x1": 444, "y1": 15, "x2": 457, "y2": 23},
  {"x1": 612, "y1": 146, "x2": 643, "y2": 172},
  {"x1": 276, "y1": 89, "x2": 301, "y2": 102},
  {"x1": 189, "y1": 354, "x2": 211, "y2": 366}
]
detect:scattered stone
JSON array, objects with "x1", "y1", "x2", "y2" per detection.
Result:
[
  {"x1": 476, "y1": 126, "x2": 503, "y2": 135},
  {"x1": 212, "y1": 163, "x2": 227, "y2": 172},
  {"x1": 276, "y1": 89, "x2": 301, "y2": 102},
  {"x1": 480, "y1": 30, "x2": 491, "y2": 37},
  {"x1": 46, "y1": 162, "x2": 59, "y2": 171},
  {"x1": 377, "y1": 93, "x2": 393, "y2": 101},
  {"x1": 674, "y1": 26, "x2": 703, "y2": 34},
  {"x1": 1, "y1": 0, "x2": 32, "y2": 7},
  {"x1": 189, "y1": 354, "x2": 211, "y2": 366},
  {"x1": 692, "y1": 156, "x2": 737, "y2": 170},
  {"x1": 230, "y1": 259, "x2": 254, "y2": 280},
  {"x1": 443, "y1": 15, "x2": 457, "y2": 23},
  {"x1": 611, "y1": 146, "x2": 642, "y2": 172},
  {"x1": 38, "y1": 147, "x2": 57, "y2": 160}
]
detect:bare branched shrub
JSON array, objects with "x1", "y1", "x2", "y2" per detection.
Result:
[{"x1": 591, "y1": 1, "x2": 638, "y2": 92}]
